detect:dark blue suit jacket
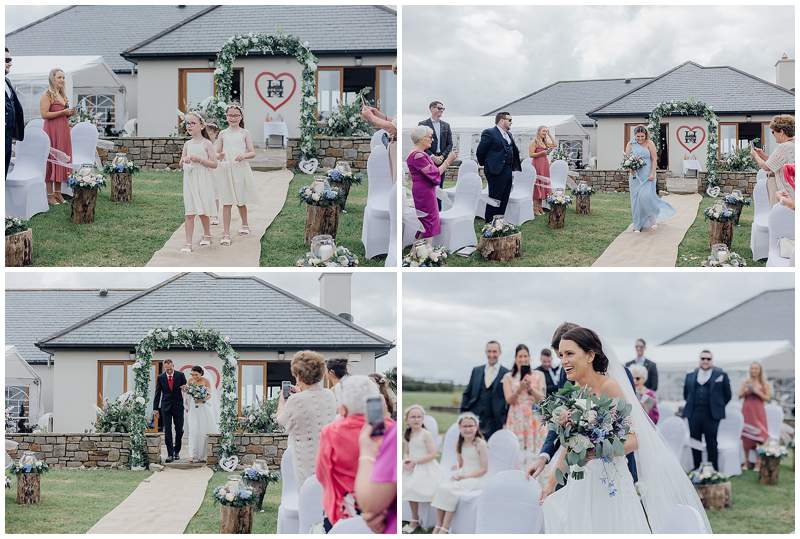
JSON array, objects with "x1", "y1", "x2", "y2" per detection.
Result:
[
  {"x1": 683, "y1": 367, "x2": 732, "y2": 421},
  {"x1": 5, "y1": 77, "x2": 25, "y2": 140},
  {"x1": 460, "y1": 363, "x2": 509, "y2": 423},
  {"x1": 475, "y1": 126, "x2": 521, "y2": 177}
]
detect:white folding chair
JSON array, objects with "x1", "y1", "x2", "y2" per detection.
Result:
[
  {"x1": 654, "y1": 504, "x2": 707, "y2": 533},
  {"x1": 6, "y1": 128, "x2": 50, "y2": 219},
  {"x1": 328, "y1": 516, "x2": 373, "y2": 534},
  {"x1": 70, "y1": 121, "x2": 99, "y2": 169},
  {"x1": 370, "y1": 129, "x2": 387, "y2": 149},
  {"x1": 297, "y1": 475, "x2": 324, "y2": 534},
  {"x1": 442, "y1": 159, "x2": 478, "y2": 210},
  {"x1": 487, "y1": 429, "x2": 521, "y2": 475},
  {"x1": 276, "y1": 446, "x2": 300, "y2": 533},
  {"x1": 766, "y1": 203, "x2": 795, "y2": 267},
  {"x1": 657, "y1": 416, "x2": 691, "y2": 471},
  {"x1": 475, "y1": 470, "x2": 542, "y2": 533},
  {"x1": 361, "y1": 145, "x2": 392, "y2": 259},
  {"x1": 750, "y1": 170, "x2": 770, "y2": 261},
  {"x1": 424, "y1": 415, "x2": 441, "y2": 450},
  {"x1": 504, "y1": 159, "x2": 536, "y2": 226},
  {"x1": 549, "y1": 160, "x2": 569, "y2": 192},
  {"x1": 433, "y1": 171, "x2": 482, "y2": 252},
  {"x1": 439, "y1": 422, "x2": 460, "y2": 473},
  {"x1": 25, "y1": 118, "x2": 44, "y2": 132},
  {"x1": 712, "y1": 409, "x2": 744, "y2": 476},
  {"x1": 385, "y1": 182, "x2": 398, "y2": 267},
  {"x1": 659, "y1": 401, "x2": 676, "y2": 420},
  {"x1": 765, "y1": 402, "x2": 784, "y2": 440}
]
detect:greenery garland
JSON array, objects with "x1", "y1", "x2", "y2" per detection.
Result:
[
  {"x1": 647, "y1": 98, "x2": 720, "y2": 195},
  {"x1": 211, "y1": 32, "x2": 319, "y2": 161},
  {"x1": 130, "y1": 326, "x2": 239, "y2": 469}
]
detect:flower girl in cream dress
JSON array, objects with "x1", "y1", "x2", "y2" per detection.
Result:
[
  {"x1": 215, "y1": 103, "x2": 256, "y2": 246},
  {"x1": 180, "y1": 111, "x2": 217, "y2": 253},
  {"x1": 402, "y1": 405, "x2": 442, "y2": 533}
]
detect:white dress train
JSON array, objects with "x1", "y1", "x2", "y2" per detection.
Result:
[{"x1": 185, "y1": 384, "x2": 218, "y2": 461}]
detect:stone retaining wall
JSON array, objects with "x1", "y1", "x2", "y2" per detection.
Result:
[
  {"x1": 6, "y1": 433, "x2": 161, "y2": 469},
  {"x1": 287, "y1": 136, "x2": 373, "y2": 173},
  {"x1": 701, "y1": 171, "x2": 758, "y2": 196},
  {"x1": 206, "y1": 433, "x2": 288, "y2": 468},
  {"x1": 98, "y1": 137, "x2": 188, "y2": 170}
]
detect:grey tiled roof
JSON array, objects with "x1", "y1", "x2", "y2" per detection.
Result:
[
  {"x1": 4, "y1": 5, "x2": 210, "y2": 72},
  {"x1": 6, "y1": 289, "x2": 142, "y2": 364},
  {"x1": 124, "y1": 5, "x2": 396, "y2": 57},
  {"x1": 590, "y1": 62, "x2": 795, "y2": 116},
  {"x1": 661, "y1": 289, "x2": 794, "y2": 346},
  {"x1": 486, "y1": 77, "x2": 652, "y2": 126},
  {"x1": 37, "y1": 273, "x2": 392, "y2": 351}
]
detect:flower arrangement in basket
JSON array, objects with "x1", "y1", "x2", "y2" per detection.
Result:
[
  {"x1": 5, "y1": 217, "x2": 29, "y2": 236},
  {"x1": 571, "y1": 183, "x2": 595, "y2": 196},
  {"x1": 403, "y1": 240, "x2": 449, "y2": 267},
  {"x1": 549, "y1": 145, "x2": 569, "y2": 162},
  {"x1": 68, "y1": 165, "x2": 107, "y2": 191},
  {"x1": 702, "y1": 244, "x2": 746, "y2": 267},
  {"x1": 297, "y1": 245, "x2": 359, "y2": 267},
  {"x1": 213, "y1": 483, "x2": 255, "y2": 507},
  {"x1": 688, "y1": 464, "x2": 728, "y2": 485},
  {"x1": 703, "y1": 203, "x2": 735, "y2": 222},
  {"x1": 546, "y1": 191, "x2": 573, "y2": 206},
  {"x1": 186, "y1": 384, "x2": 210, "y2": 407},
  {"x1": 481, "y1": 217, "x2": 520, "y2": 238},
  {"x1": 299, "y1": 182, "x2": 340, "y2": 207},
  {"x1": 539, "y1": 382, "x2": 633, "y2": 494},
  {"x1": 620, "y1": 153, "x2": 646, "y2": 172},
  {"x1": 9, "y1": 454, "x2": 49, "y2": 475}
]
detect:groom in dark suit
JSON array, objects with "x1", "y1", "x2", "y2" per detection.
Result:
[
  {"x1": 5, "y1": 48, "x2": 25, "y2": 174},
  {"x1": 460, "y1": 340, "x2": 509, "y2": 439},
  {"x1": 419, "y1": 100, "x2": 453, "y2": 209},
  {"x1": 683, "y1": 350, "x2": 732, "y2": 471},
  {"x1": 476, "y1": 112, "x2": 521, "y2": 222},
  {"x1": 535, "y1": 348, "x2": 567, "y2": 397},
  {"x1": 153, "y1": 359, "x2": 187, "y2": 462}
]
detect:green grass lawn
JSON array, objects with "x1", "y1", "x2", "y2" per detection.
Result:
[
  {"x1": 403, "y1": 390, "x2": 463, "y2": 434},
  {"x1": 260, "y1": 173, "x2": 383, "y2": 266},
  {"x1": 184, "y1": 471, "x2": 281, "y2": 533},
  {"x1": 677, "y1": 196, "x2": 765, "y2": 267},
  {"x1": 5, "y1": 469, "x2": 151, "y2": 533}
]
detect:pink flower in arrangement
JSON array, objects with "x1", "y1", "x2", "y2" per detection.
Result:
[{"x1": 557, "y1": 408, "x2": 571, "y2": 427}]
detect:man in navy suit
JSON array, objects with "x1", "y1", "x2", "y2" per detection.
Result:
[
  {"x1": 476, "y1": 112, "x2": 521, "y2": 222},
  {"x1": 153, "y1": 359, "x2": 187, "y2": 462},
  {"x1": 5, "y1": 48, "x2": 25, "y2": 174},
  {"x1": 683, "y1": 350, "x2": 731, "y2": 471},
  {"x1": 460, "y1": 340, "x2": 509, "y2": 439},
  {"x1": 535, "y1": 348, "x2": 567, "y2": 397}
]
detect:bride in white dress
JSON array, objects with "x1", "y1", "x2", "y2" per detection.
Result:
[
  {"x1": 541, "y1": 327, "x2": 712, "y2": 534},
  {"x1": 183, "y1": 366, "x2": 218, "y2": 462}
]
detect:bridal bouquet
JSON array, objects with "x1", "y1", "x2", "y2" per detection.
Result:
[
  {"x1": 186, "y1": 384, "x2": 209, "y2": 406},
  {"x1": 539, "y1": 382, "x2": 633, "y2": 488},
  {"x1": 620, "y1": 153, "x2": 646, "y2": 172}
]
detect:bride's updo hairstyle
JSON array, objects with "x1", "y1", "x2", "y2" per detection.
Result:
[
  {"x1": 561, "y1": 327, "x2": 609, "y2": 374},
  {"x1": 191, "y1": 365, "x2": 204, "y2": 375}
]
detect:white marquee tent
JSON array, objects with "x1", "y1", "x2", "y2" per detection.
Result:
[
  {"x1": 5, "y1": 345, "x2": 42, "y2": 424},
  {"x1": 8, "y1": 56, "x2": 127, "y2": 131}
]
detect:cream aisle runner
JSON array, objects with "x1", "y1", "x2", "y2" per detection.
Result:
[
  {"x1": 87, "y1": 466, "x2": 213, "y2": 534},
  {"x1": 146, "y1": 169, "x2": 293, "y2": 267},
  {"x1": 591, "y1": 193, "x2": 702, "y2": 267}
]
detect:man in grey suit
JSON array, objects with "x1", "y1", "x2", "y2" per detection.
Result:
[{"x1": 418, "y1": 101, "x2": 453, "y2": 209}]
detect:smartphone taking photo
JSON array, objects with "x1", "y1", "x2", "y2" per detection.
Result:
[
  {"x1": 282, "y1": 380, "x2": 292, "y2": 399},
  {"x1": 365, "y1": 396, "x2": 385, "y2": 437}
]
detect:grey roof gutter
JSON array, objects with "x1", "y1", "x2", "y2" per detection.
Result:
[
  {"x1": 35, "y1": 342, "x2": 394, "y2": 352},
  {"x1": 588, "y1": 109, "x2": 795, "y2": 119}
]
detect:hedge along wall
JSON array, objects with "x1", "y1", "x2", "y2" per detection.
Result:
[
  {"x1": 287, "y1": 136, "x2": 373, "y2": 173},
  {"x1": 206, "y1": 432, "x2": 288, "y2": 468},
  {"x1": 98, "y1": 137, "x2": 188, "y2": 170},
  {"x1": 6, "y1": 433, "x2": 161, "y2": 469}
]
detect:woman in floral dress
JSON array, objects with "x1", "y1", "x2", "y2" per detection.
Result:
[{"x1": 501, "y1": 344, "x2": 547, "y2": 464}]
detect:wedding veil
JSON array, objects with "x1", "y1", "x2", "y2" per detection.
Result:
[{"x1": 606, "y1": 350, "x2": 712, "y2": 533}]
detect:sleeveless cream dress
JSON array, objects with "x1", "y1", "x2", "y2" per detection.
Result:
[
  {"x1": 182, "y1": 138, "x2": 216, "y2": 216},
  {"x1": 218, "y1": 128, "x2": 254, "y2": 206}
]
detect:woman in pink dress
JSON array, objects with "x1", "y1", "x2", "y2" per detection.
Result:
[
  {"x1": 39, "y1": 68, "x2": 75, "y2": 205},
  {"x1": 529, "y1": 126, "x2": 556, "y2": 215},
  {"x1": 739, "y1": 361, "x2": 771, "y2": 470},
  {"x1": 406, "y1": 125, "x2": 457, "y2": 240},
  {"x1": 501, "y1": 344, "x2": 547, "y2": 464}
]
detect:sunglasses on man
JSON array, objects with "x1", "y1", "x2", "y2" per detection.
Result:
[
  {"x1": 5, "y1": 57, "x2": 11, "y2": 64},
  {"x1": 700, "y1": 357, "x2": 712, "y2": 361}
]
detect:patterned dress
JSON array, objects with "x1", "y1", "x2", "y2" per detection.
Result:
[{"x1": 503, "y1": 371, "x2": 547, "y2": 461}]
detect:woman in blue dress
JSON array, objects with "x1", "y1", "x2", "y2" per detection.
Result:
[{"x1": 625, "y1": 125, "x2": 675, "y2": 231}]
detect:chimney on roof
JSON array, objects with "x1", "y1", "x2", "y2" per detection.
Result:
[
  {"x1": 319, "y1": 273, "x2": 353, "y2": 322},
  {"x1": 99, "y1": 289, "x2": 108, "y2": 297},
  {"x1": 624, "y1": 79, "x2": 631, "y2": 84},
  {"x1": 775, "y1": 53, "x2": 795, "y2": 91}
]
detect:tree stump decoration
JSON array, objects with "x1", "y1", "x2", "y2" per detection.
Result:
[
  {"x1": 695, "y1": 481, "x2": 732, "y2": 510},
  {"x1": 110, "y1": 172, "x2": 133, "y2": 203},
  {"x1": 575, "y1": 194, "x2": 591, "y2": 215},
  {"x1": 304, "y1": 205, "x2": 339, "y2": 246},
  {"x1": 336, "y1": 182, "x2": 352, "y2": 211},
  {"x1": 16, "y1": 473, "x2": 41, "y2": 505},
  {"x1": 6, "y1": 229, "x2": 32, "y2": 266},
  {"x1": 477, "y1": 233, "x2": 522, "y2": 262},
  {"x1": 758, "y1": 456, "x2": 781, "y2": 485},
  {"x1": 708, "y1": 220, "x2": 733, "y2": 248},
  {"x1": 220, "y1": 504, "x2": 253, "y2": 534},
  {"x1": 548, "y1": 205, "x2": 567, "y2": 229},
  {"x1": 242, "y1": 477, "x2": 267, "y2": 512},
  {"x1": 70, "y1": 188, "x2": 99, "y2": 224}
]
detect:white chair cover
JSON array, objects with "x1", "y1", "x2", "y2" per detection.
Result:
[
  {"x1": 370, "y1": 129, "x2": 387, "y2": 149},
  {"x1": 70, "y1": 121, "x2": 99, "y2": 170},
  {"x1": 475, "y1": 470, "x2": 543, "y2": 533},
  {"x1": 6, "y1": 128, "x2": 50, "y2": 219},
  {"x1": 504, "y1": 159, "x2": 536, "y2": 226},
  {"x1": 657, "y1": 416, "x2": 690, "y2": 471},
  {"x1": 401, "y1": 187, "x2": 424, "y2": 248},
  {"x1": 443, "y1": 159, "x2": 479, "y2": 210},
  {"x1": 35, "y1": 413, "x2": 54, "y2": 433},
  {"x1": 487, "y1": 429, "x2": 521, "y2": 475},
  {"x1": 329, "y1": 516, "x2": 373, "y2": 534},
  {"x1": 549, "y1": 160, "x2": 569, "y2": 192},
  {"x1": 750, "y1": 170, "x2": 770, "y2": 261},
  {"x1": 276, "y1": 446, "x2": 300, "y2": 533},
  {"x1": 385, "y1": 181, "x2": 398, "y2": 267},
  {"x1": 439, "y1": 422, "x2": 460, "y2": 473},
  {"x1": 765, "y1": 402, "x2": 784, "y2": 440},
  {"x1": 297, "y1": 475, "x2": 324, "y2": 534},
  {"x1": 433, "y1": 171, "x2": 481, "y2": 252},
  {"x1": 766, "y1": 203, "x2": 795, "y2": 267},
  {"x1": 654, "y1": 504, "x2": 708, "y2": 533},
  {"x1": 361, "y1": 145, "x2": 392, "y2": 259},
  {"x1": 121, "y1": 118, "x2": 137, "y2": 137},
  {"x1": 449, "y1": 490, "x2": 482, "y2": 534},
  {"x1": 423, "y1": 415, "x2": 441, "y2": 450},
  {"x1": 713, "y1": 409, "x2": 744, "y2": 476},
  {"x1": 25, "y1": 118, "x2": 44, "y2": 132}
]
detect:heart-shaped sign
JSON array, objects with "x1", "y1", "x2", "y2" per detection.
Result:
[
  {"x1": 255, "y1": 71, "x2": 297, "y2": 111},
  {"x1": 706, "y1": 185, "x2": 721, "y2": 198},
  {"x1": 676, "y1": 125, "x2": 707, "y2": 153},
  {"x1": 299, "y1": 158, "x2": 319, "y2": 175},
  {"x1": 219, "y1": 454, "x2": 239, "y2": 472}
]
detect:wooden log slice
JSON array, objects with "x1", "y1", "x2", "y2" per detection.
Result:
[
  {"x1": 5, "y1": 229, "x2": 32, "y2": 266},
  {"x1": 304, "y1": 205, "x2": 339, "y2": 246},
  {"x1": 70, "y1": 188, "x2": 99, "y2": 224},
  {"x1": 16, "y1": 473, "x2": 41, "y2": 505},
  {"x1": 575, "y1": 194, "x2": 591, "y2": 215},
  {"x1": 477, "y1": 232, "x2": 522, "y2": 262},
  {"x1": 110, "y1": 172, "x2": 133, "y2": 203},
  {"x1": 548, "y1": 204, "x2": 567, "y2": 229},
  {"x1": 695, "y1": 481, "x2": 731, "y2": 510},
  {"x1": 336, "y1": 182, "x2": 352, "y2": 211},
  {"x1": 243, "y1": 478, "x2": 267, "y2": 511},
  {"x1": 759, "y1": 455, "x2": 781, "y2": 485},
  {"x1": 220, "y1": 504, "x2": 253, "y2": 534},
  {"x1": 708, "y1": 220, "x2": 733, "y2": 248}
]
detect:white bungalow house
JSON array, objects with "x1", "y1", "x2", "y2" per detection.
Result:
[
  {"x1": 5, "y1": 4, "x2": 397, "y2": 138},
  {"x1": 489, "y1": 57, "x2": 795, "y2": 175},
  {"x1": 6, "y1": 272, "x2": 393, "y2": 432}
]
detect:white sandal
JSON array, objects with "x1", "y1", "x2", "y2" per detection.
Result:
[
  {"x1": 220, "y1": 234, "x2": 231, "y2": 246},
  {"x1": 180, "y1": 243, "x2": 192, "y2": 254},
  {"x1": 401, "y1": 520, "x2": 420, "y2": 534},
  {"x1": 199, "y1": 235, "x2": 212, "y2": 247},
  {"x1": 210, "y1": 216, "x2": 219, "y2": 225},
  {"x1": 238, "y1": 226, "x2": 250, "y2": 236}
]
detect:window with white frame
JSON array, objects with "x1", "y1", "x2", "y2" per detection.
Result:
[{"x1": 5, "y1": 385, "x2": 30, "y2": 424}]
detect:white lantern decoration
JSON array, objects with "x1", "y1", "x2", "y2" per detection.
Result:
[
  {"x1": 311, "y1": 234, "x2": 336, "y2": 262},
  {"x1": 112, "y1": 153, "x2": 128, "y2": 172}
]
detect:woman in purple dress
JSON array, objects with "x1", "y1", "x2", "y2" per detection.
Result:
[{"x1": 406, "y1": 125, "x2": 457, "y2": 240}]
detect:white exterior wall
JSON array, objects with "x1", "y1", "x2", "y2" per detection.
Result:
[
  {"x1": 116, "y1": 72, "x2": 138, "y2": 123},
  {"x1": 135, "y1": 54, "x2": 396, "y2": 139},
  {"x1": 52, "y1": 348, "x2": 376, "y2": 432}
]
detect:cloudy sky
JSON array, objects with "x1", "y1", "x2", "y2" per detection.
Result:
[
  {"x1": 5, "y1": 271, "x2": 397, "y2": 370},
  {"x1": 403, "y1": 272, "x2": 793, "y2": 384},
  {"x1": 403, "y1": 5, "x2": 795, "y2": 117},
  {"x1": 5, "y1": 5, "x2": 60, "y2": 33}
]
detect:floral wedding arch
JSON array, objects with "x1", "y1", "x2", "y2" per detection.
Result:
[
  {"x1": 647, "y1": 98, "x2": 721, "y2": 196},
  {"x1": 129, "y1": 327, "x2": 238, "y2": 469},
  {"x1": 207, "y1": 32, "x2": 319, "y2": 164}
]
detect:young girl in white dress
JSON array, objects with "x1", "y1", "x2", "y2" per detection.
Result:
[
  {"x1": 402, "y1": 405, "x2": 442, "y2": 534},
  {"x1": 180, "y1": 111, "x2": 218, "y2": 253},
  {"x1": 205, "y1": 122, "x2": 224, "y2": 226},
  {"x1": 430, "y1": 412, "x2": 488, "y2": 534},
  {"x1": 215, "y1": 103, "x2": 256, "y2": 246},
  {"x1": 182, "y1": 366, "x2": 217, "y2": 463}
]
